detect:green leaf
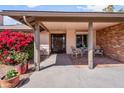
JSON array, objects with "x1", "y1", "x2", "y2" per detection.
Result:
[{"x1": 11, "y1": 55, "x2": 15, "y2": 60}]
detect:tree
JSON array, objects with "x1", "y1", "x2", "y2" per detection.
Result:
[{"x1": 103, "y1": 5, "x2": 114, "y2": 12}]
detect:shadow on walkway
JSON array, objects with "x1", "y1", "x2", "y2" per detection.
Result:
[
  {"x1": 38, "y1": 54, "x2": 124, "y2": 70},
  {"x1": 17, "y1": 78, "x2": 30, "y2": 88}
]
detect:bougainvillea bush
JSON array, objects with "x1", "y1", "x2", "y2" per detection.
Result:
[{"x1": 0, "y1": 29, "x2": 34, "y2": 65}]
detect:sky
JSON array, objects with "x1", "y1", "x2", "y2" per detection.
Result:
[{"x1": 0, "y1": 5, "x2": 124, "y2": 25}]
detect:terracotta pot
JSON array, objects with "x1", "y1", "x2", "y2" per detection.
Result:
[
  {"x1": 16, "y1": 63, "x2": 28, "y2": 74},
  {"x1": 0, "y1": 75, "x2": 20, "y2": 88}
]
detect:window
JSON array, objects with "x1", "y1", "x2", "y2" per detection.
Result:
[{"x1": 76, "y1": 34, "x2": 88, "y2": 48}]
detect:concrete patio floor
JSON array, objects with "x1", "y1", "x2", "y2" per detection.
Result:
[{"x1": 20, "y1": 54, "x2": 124, "y2": 88}]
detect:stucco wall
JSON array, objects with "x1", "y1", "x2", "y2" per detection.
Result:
[
  {"x1": 50, "y1": 30, "x2": 66, "y2": 34},
  {"x1": 96, "y1": 23, "x2": 124, "y2": 62},
  {"x1": 66, "y1": 29, "x2": 76, "y2": 54},
  {"x1": 0, "y1": 15, "x2": 3, "y2": 25},
  {"x1": 40, "y1": 31, "x2": 50, "y2": 55},
  {"x1": 40, "y1": 29, "x2": 96, "y2": 54},
  {"x1": 93, "y1": 30, "x2": 96, "y2": 48}
]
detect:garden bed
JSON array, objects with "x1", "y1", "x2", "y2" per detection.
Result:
[{"x1": 0, "y1": 30, "x2": 34, "y2": 87}]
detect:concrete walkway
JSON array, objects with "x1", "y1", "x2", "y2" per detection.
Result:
[{"x1": 21, "y1": 54, "x2": 124, "y2": 88}]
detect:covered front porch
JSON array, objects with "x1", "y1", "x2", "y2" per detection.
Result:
[{"x1": 1, "y1": 11, "x2": 124, "y2": 70}]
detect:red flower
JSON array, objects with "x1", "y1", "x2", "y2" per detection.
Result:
[
  {"x1": 6, "y1": 56, "x2": 11, "y2": 60},
  {"x1": 0, "y1": 45, "x2": 3, "y2": 49},
  {"x1": 3, "y1": 50, "x2": 8, "y2": 56},
  {"x1": 0, "y1": 55, "x2": 2, "y2": 60},
  {"x1": 3, "y1": 58, "x2": 8, "y2": 63}
]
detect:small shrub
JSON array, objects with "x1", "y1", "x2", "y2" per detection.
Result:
[
  {"x1": 5, "y1": 70, "x2": 18, "y2": 80},
  {"x1": 22, "y1": 42, "x2": 34, "y2": 59},
  {"x1": 14, "y1": 52, "x2": 29, "y2": 64}
]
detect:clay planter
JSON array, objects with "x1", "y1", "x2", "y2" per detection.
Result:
[
  {"x1": 0, "y1": 75, "x2": 20, "y2": 88},
  {"x1": 16, "y1": 63, "x2": 28, "y2": 74}
]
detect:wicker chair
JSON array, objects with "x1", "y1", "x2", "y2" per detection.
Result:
[
  {"x1": 71, "y1": 46, "x2": 83, "y2": 58},
  {"x1": 94, "y1": 45, "x2": 104, "y2": 56}
]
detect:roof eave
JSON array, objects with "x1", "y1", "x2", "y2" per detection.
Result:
[{"x1": 1, "y1": 10, "x2": 124, "y2": 18}]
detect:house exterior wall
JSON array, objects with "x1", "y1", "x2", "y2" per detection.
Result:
[
  {"x1": 66, "y1": 29, "x2": 76, "y2": 54},
  {"x1": 40, "y1": 31, "x2": 50, "y2": 55},
  {"x1": 96, "y1": 23, "x2": 124, "y2": 62},
  {"x1": 50, "y1": 30, "x2": 66, "y2": 34},
  {"x1": 0, "y1": 15, "x2": 3, "y2": 25},
  {"x1": 93, "y1": 30, "x2": 96, "y2": 48},
  {"x1": 40, "y1": 29, "x2": 97, "y2": 55}
]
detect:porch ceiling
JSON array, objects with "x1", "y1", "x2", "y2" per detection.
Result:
[{"x1": 42, "y1": 22, "x2": 119, "y2": 31}]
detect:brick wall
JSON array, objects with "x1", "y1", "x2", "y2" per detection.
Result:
[{"x1": 96, "y1": 23, "x2": 124, "y2": 62}]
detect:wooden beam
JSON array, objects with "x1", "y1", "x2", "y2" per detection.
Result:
[
  {"x1": 36, "y1": 17, "x2": 124, "y2": 22},
  {"x1": 88, "y1": 21, "x2": 94, "y2": 69},
  {"x1": 10, "y1": 16, "x2": 45, "y2": 31},
  {"x1": 34, "y1": 22, "x2": 40, "y2": 71},
  {"x1": 39, "y1": 22, "x2": 49, "y2": 32},
  {"x1": 23, "y1": 16, "x2": 34, "y2": 29}
]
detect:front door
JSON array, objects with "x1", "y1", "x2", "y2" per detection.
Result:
[{"x1": 51, "y1": 34, "x2": 66, "y2": 53}]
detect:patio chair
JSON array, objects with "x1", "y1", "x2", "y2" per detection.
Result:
[
  {"x1": 80, "y1": 46, "x2": 88, "y2": 55},
  {"x1": 94, "y1": 45, "x2": 104, "y2": 56},
  {"x1": 71, "y1": 46, "x2": 83, "y2": 58},
  {"x1": 40, "y1": 48, "x2": 46, "y2": 56}
]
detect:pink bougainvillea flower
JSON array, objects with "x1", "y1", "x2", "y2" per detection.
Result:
[
  {"x1": 0, "y1": 29, "x2": 33, "y2": 64},
  {"x1": 3, "y1": 50, "x2": 8, "y2": 56},
  {"x1": 6, "y1": 56, "x2": 11, "y2": 60}
]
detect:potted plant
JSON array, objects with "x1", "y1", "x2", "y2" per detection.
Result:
[
  {"x1": 0, "y1": 69, "x2": 20, "y2": 88},
  {"x1": 14, "y1": 52, "x2": 29, "y2": 74}
]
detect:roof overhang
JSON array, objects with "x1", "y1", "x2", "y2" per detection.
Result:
[
  {"x1": 0, "y1": 24, "x2": 32, "y2": 31},
  {"x1": 1, "y1": 10, "x2": 124, "y2": 22},
  {"x1": 0, "y1": 10, "x2": 124, "y2": 31}
]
